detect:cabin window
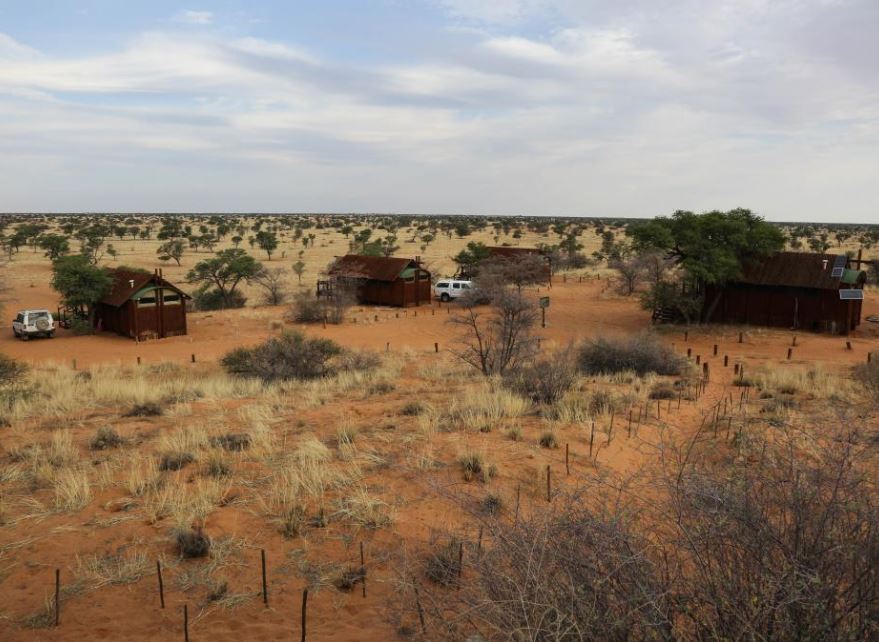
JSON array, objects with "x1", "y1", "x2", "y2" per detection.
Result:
[
  {"x1": 137, "y1": 296, "x2": 157, "y2": 308},
  {"x1": 162, "y1": 289, "x2": 181, "y2": 305}
]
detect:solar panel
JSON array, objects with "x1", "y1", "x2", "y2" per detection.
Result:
[
  {"x1": 839, "y1": 289, "x2": 864, "y2": 300},
  {"x1": 831, "y1": 267, "x2": 844, "y2": 278},
  {"x1": 832, "y1": 255, "x2": 847, "y2": 270}
]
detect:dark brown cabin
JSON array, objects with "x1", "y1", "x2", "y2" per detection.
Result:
[
  {"x1": 94, "y1": 269, "x2": 191, "y2": 340},
  {"x1": 322, "y1": 255, "x2": 431, "y2": 307},
  {"x1": 703, "y1": 252, "x2": 866, "y2": 334}
]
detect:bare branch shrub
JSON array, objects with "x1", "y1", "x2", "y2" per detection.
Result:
[
  {"x1": 452, "y1": 287, "x2": 538, "y2": 376},
  {"x1": 251, "y1": 267, "x2": 289, "y2": 305},
  {"x1": 289, "y1": 286, "x2": 355, "y2": 324}
]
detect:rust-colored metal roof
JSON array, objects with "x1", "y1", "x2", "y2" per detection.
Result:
[
  {"x1": 326, "y1": 255, "x2": 424, "y2": 282},
  {"x1": 736, "y1": 252, "x2": 865, "y2": 290},
  {"x1": 100, "y1": 269, "x2": 190, "y2": 307}
]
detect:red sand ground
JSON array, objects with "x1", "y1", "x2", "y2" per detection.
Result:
[{"x1": 1, "y1": 268, "x2": 878, "y2": 641}]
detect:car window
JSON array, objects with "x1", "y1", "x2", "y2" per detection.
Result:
[
  {"x1": 452, "y1": 283, "x2": 461, "y2": 289},
  {"x1": 462, "y1": 283, "x2": 471, "y2": 289},
  {"x1": 436, "y1": 282, "x2": 448, "y2": 288},
  {"x1": 15, "y1": 314, "x2": 23, "y2": 323},
  {"x1": 31, "y1": 311, "x2": 48, "y2": 319}
]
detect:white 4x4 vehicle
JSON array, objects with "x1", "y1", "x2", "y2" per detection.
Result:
[
  {"x1": 433, "y1": 279, "x2": 473, "y2": 302},
  {"x1": 13, "y1": 310, "x2": 56, "y2": 340}
]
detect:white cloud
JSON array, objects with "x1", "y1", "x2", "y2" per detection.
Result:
[
  {"x1": 0, "y1": 1, "x2": 877, "y2": 220},
  {"x1": 175, "y1": 10, "x2": 213, "y2": 25}
]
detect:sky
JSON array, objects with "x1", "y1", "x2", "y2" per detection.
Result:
[{"x1": 0, "y1": 1, "x2": 877, "y2": 221}]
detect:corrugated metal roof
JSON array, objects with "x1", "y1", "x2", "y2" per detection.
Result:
[
  {"x1": 326, "y1": 255, "x2": 420, "y2": 282},
  {"x1": 736, "y1": 252, "x2": 865, "y2": 290},
  {"x1": 100, "y1": 269, "x2": 190, "y2": 307}
]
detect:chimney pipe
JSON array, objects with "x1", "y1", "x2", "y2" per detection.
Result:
[{"x1": 822, "y1": 259, "x2": 828, "y2": 271}]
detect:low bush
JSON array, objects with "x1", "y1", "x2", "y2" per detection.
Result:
[
  {"x1": 480, "y1": 493, "x2": 504, "y2": 516},
  {"x1": 332, "y1": 566, "x2": 366, "y2": 592},
  {"x1": 458, "y1": 452, "x2": 496, "y2": 483},
  {"x1": 578, "y1": 334, "x2": 684, "y2": 376},
  {"x1": 502, "y1": 353, "x2": 577, "y2": 404},
  {"x1": 0, "y1": 354, "x2": 27, "y2": 384},
  {"x1": 193, "y1": 287, "x2": 246, "y2": 311},
  {"x1": 174, "y1": 526, "x2": 211, "y2": 558},
  {"x1": 425, "y1": 539, "x2": 462, "y2": 587},
  {"x1": 159, "y1": 451, "x2": 195, "y2": 471},
  {"x1": 539, "y1": 431, "x2": 558, "y2": 449},
  {"x1": 288, "y1": 288, "x2": 354, "y2": 325},
  {"x1": 210, "y1": 433, "x2": 251, "y2": 452},
  {"x1": 400, "y1": 401, "x2": 426, "y2": 416},
  {"x1": 89, "y1": 426, "x2": 124, "y2": 450},
  {"x1": 221, "y1": 331, "x2": 344, "y2": 382},
  {"x1": 124, "y1": 401, "x2": 163, "y2": 417},
  {"x1": 648, "y1": 381, "x2": 677, "y2": 400}
]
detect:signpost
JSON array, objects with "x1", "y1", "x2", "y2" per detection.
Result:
[{"x1": 539, "y1": 296, "x2": 550, "y2": 328}]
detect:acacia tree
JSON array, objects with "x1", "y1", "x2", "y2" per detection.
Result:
[
  {"x1": 629, "y1": 209, "x2": 784, "y2": 321},
  {"x1": 38, "y1": 234, "x2": 70, "y2": 260},
  {"x1": 157, "y1": 239, "x2": 185, "y2": 266},
  {"x1": 255, "y1": 230, "x2": 279, "y2": 260},
  {"x1": 51, "y1": 255, "x2": 113, "y2": 326},
  {"x1": 186, "y1": 248, "x2": 263, "y2": 308}
]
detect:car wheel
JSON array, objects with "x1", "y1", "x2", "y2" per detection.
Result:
[
  {"x1": 47, "y1": 332, "x2": 54, "y2": 339},
  {"x1": 440, "y1": 293, "x2": 450, "y2": 302},
  {"x1": 20, "y1": 333, "x2": 29, "y2": 341}
]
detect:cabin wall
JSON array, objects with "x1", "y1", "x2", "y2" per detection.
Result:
[
  {"x1": 357, "y1": 277, "x2": 431, "y2": 307},
  {"x1": 95, "y1": 297, "x2": 187, "y2": 340},
  {"x1": 705, "y1": 283, "x2": 860, "y2": 334}
]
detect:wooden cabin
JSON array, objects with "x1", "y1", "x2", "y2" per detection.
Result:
[
  {"x1": 94, "y1": 269, "x2": 190, "y2": 340},
  {"x1": 322, "y1": 255, "x2": 431, "y2": 307},
  {"x1": 702, "y1": 252, "x2": 867, "y2": 334}
]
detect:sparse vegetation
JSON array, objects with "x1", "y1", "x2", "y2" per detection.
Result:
[
  {"x1": 221, "y1": 331, "x2": 345, "y2": 381},
  {"x1": 578, "y1": 334, "x2": 684, "y2": 376}
]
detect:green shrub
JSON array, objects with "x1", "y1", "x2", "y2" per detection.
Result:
[
  {"x1": 426, "y1": 539, "x2": 462, "y2": 587},
  {"x1": 578, "y1": 334, "x2": 684, "y2": 376},
  {"x1": 193, "y1": 286, "x2": 246, "y2": 311},
  {"x1": 221, "y1": 331, "x2": 345, "y2": 382}
]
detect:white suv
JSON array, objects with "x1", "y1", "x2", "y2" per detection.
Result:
[
  {"x1": 13, "y1": 310, "x2": 56, "y2": 340},
  {"x1": 433, "y1": 279, "x2": 473, "y2": 302}
]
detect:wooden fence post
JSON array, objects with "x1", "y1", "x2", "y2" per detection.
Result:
[
  {"x1": 156, "y1": 560, "x2": 165, "y2": 609},
  {"x1": 261, "y1": 549, "x2": 268, "y2": 606},
  {"x1": 55, "y1": 569, "x2": 60, "y2": 627},
  {"x1": 300, "y1": 588, "x2": 309, "y2": 642}
]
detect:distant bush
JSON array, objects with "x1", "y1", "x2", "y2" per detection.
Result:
[
  {"x1": 578, "y1": 334, "x2": 684, "y2": 376},
  {"x1": 426, "y1": 539, "x2": 463, "y2": 587},
  {"x1": 0, "y1": 354, "x2": 27, "y2": 384},
  {"x1": 193, "y1": 286, "x2": 246, "y2": 311},
  {"x1": 503, "y1": 352, "x2": 577, "y2": 404},
  {"x1": 221, "y1": 331, "x2": 344, "y2": 382},
  {"x1": 289, "y1": 288, "x2": 354, "y2": 325}
]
